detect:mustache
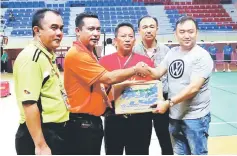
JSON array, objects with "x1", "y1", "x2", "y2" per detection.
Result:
[{"x1": 90, "y1": 38, "x2": 99, "y2": 41}]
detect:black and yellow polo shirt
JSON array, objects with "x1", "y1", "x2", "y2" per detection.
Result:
[{"x1": 13, "y1": 41, "x2": 69, "y2": 124}]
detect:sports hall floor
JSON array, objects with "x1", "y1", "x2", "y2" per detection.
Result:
[{"x1": 0, "y1": 70, "x2": 237, "y2": 155}]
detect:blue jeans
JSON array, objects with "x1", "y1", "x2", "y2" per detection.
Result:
[{"x1": 169, "y1": 113, "x2": 211, "y2": 155}]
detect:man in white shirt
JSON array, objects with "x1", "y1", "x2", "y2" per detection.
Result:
[
  {"x1": 147, "y1": 16, "x2": 213, "y2": 155},
  {"x1": 101, "y1": 38, "x2": 117, "y2": 57}
]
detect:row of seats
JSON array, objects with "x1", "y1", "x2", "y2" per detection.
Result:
[
  {"x1": 100, "y1": 19, "x2": 138, "y2": 25},
  {"x1": 138, "y1": 0, "x2": 171, "y2": 5},
  {"x1": 166, "y1": 8, "x2": 226, "y2": 14},
  {"x1": 1, "y1": 1, "x2": 45, "y2": 8},
  {"x1": 170, "y1": 0, "x2": 220, "y2": 5},
  {"x1": 171, "y1": 24, "x2": 233, "y2": 30},
  {"x1": 7, "y1": 20, "x2": 70, "y2": 28},
  {"x1": 6, "y1": 8, "x2": 70, "y2": 12},
  {"x1": 46, "y1": 4, "x2": 67, "y2": 8},
  {"x1": 85, "y1": 6, "x2": 146, "y2": 11},
  {"x1": 90, "y1": 10, "x2": 147, "y2": 16},
  {"x1": 192, "y1": 0, "x2": 222, "y2": 4},
  {"x1": 178, "y1": 9, "x2": 227, "y2": 14},
  {"x1": 168, "y1": 13, "x2": 229, "y2": 18},
  {"x1": 202, "y1": 17, "x2": 232, "y2": 22},
  {"x1": 165, "y1": 4, "x2": 222, "y2": 10},
  {"x1": 11, "y1": 28, "x2": 69, "y2": 36},
  {"x1": 169, "y1": 16, "x2": 233, "y2": 23},
  {"x1": 66, "y1": 0, "x2": 144, "y2": 7},
  {"x1": 133, "y1": 0, "x2": 223, "y2": 5}
]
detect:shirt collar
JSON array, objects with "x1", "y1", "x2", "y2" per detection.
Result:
[
  {"x1": 73, "y1": 40, "x2": 98, "y2": 62},
  {"x1": 141, "y1": 40, "x2": 159, "y2": 53},
  {"x1": 140, "y1": 40, "x2": 160, "y2": 59},
  {"x1": 73, "y1": 41, "x2": 92, "y2": 53},
  {"x1": 33, "y1": 40, "x2": 56, "y2": 61}
]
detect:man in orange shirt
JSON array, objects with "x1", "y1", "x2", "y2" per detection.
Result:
[{"x1": 64, "y1": 12, "x2": 149, "y2": 155}]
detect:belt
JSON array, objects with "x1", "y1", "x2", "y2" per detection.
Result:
[
  {"x1": 69, "y1": 113, "x2": 102, "y2": 129},
  {"x1": 43, "y1": 121, "x2": 68, "y2": 128},
  {"x1": 70, "y1": 113, "x2": 100, "y2": 120},
  {"x1": 20, "y1": 121, "x2": 68, "y2": 129}
]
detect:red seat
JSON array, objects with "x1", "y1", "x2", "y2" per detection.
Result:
[
  {"x1": 164, "y1": 5, "x2": 170, "y2": 10},
  {"x1": 186, "y1": 2, "x2": 192, "y2": 5},
  {"x1": 183, "y1": 5, "x2": 189, "y2": 9},
  {"x1": 202, "y1": 18, "x2": 208, "y2": 22}
]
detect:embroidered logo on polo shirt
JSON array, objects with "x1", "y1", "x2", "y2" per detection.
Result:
[{"x1": 169, "y1": 59, "x2": 184, "y2": 79}]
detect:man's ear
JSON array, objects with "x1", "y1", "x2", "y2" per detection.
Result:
[
  {"x1": 33, "y1": 26, "x2": 40, "y2": 36},
  {"x1": 138, "y1": 27, "x2": 141, "y2": 35},
  {"x1": 113, "y1": 38, "x2": 117, "y2": 47},
  {"x1": 75, "y1": 27, "x2": 81, "y2": 37}
]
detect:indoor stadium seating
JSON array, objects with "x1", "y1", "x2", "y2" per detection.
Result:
[{"x1": 1, "y1": 0, "x2": 236, "y2": 36}]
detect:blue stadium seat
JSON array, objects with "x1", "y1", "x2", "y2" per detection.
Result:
[
  {"x1": 33, "y1": 2, "x2": 39, "y2": 8},
  {"x1": 53, "y1": 4, "x2": 58, "y2": 8},
  {"x1": 47, "y1": 4, "x2": 52, "y2": 8},
  {"x1": 39, "y1": 2, "x2": 45, "y2": 7},
  {"x1": 2, "y1": 2, "x2": 9, "y2": 8},
  {"x1": 26, "y1": 2, "x2": 33, "y2": 8},
  {"x1": 14, "y1": 2, "x2": 21, "y2": 8}
]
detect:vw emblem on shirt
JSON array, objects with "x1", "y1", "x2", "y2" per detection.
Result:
[{"x1": 169, "y1": 59, "x2": 184, "y2": 79}]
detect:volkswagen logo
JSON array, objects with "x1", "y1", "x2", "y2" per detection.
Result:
[{"x1": 169, "y1": 59, "x2": 184, "y2": 79}]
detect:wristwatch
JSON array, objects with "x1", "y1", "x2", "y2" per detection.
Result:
[{"x1": 168, "y1": 98, "x2": 174, "y2": 107}]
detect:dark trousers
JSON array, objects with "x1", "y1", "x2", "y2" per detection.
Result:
[
  {"x1": 15, "y1": 122, "x2": 69, "y2": 155},
  {"x1": 1, "y1": 61, "x2": 7, "y2": 72},
  {"x1": 153, "y1": 93, "x2": 173, "y2": 155},
  {"x1": 104, "y1": 113, "x2": 152, "y2": 155},
  {"x1": 67, "y1": 113, "x2": 104, "y2": 155}
]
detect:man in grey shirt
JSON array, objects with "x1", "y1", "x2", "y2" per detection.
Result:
[
  {"x1": 133, "y1": 15, "x2": 173, "y2": 155},
  {"x1": 147, "y1": 16, "x2": 213, "y2": 155}
]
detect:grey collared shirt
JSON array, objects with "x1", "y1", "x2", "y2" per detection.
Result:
[{"x1": 133, "y1": 41, "x2": 170, "y2": 93}]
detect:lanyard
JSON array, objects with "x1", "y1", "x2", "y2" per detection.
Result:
[
  {"x1": 34, "y1": 41, "x2": 71, "y2": 109},
  {"x1": 73, "y1": 41, "x2": 113, "y2": 105},
  {"x1": 116, "y1": 52, "x2": 134, "y2": 69},
  {"x1": 44, "y1": 53, "x2": 71, "y2": 109}
]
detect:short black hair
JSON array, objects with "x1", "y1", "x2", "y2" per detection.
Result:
[
  {"x1": 138, "y1": 15, "x2": 158, "y2": 28},
  {"x1": 32, "y1": 8, "x2": 60, "y2": 37},
  {"x1": 114, "y1": 22, "x2": 135, "y2": 37},
  {"x1": 106, "y1": 38, "x2": 113, "y2": 44},
  {"x1": 75, "y1": 12, "x2": 98, "y2": 29},
  {"x1": 201, "y1": 40, "x2": 204, "y2": 42},
  {"x1": 175, "y1": 16, "x2": 198, "y2": 30},
  {"x1": 168, "y1": 40, "x2": 172, "y2": 43}
]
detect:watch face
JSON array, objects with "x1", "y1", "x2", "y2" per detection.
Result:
[{"x1": 168, "y1": 99, "x2": 174, "y2": 107}]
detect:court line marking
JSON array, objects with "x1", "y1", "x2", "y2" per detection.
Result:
[
  {"x1": 210, "y1": 85, "x2": 237, "y2": 95},
  {"x1": 211, "y1": 122, "x2": 237, "y2": 125},
  {"x1": 211, "y1": 85, "x2": 237, "y2": 88}
]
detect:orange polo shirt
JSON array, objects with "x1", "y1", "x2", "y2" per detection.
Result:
[{"x1": 64, "y1": 41, "x2": 107, "y2": 116}]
